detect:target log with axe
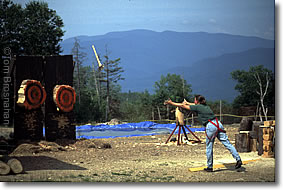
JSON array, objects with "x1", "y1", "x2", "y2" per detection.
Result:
[{"x1": 164, "y1": 99, "x2": 201, "y2": 145}]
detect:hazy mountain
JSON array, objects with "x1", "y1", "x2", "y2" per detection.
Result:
[
  {"x1": 168, "y1": 48, "x2": 275, "y2": 102},
  {"x1": 60, "y1": 29, "x2": 274, "y2": 102}
]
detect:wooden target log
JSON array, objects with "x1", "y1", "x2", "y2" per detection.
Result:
[
  {"x1": 175, "y1": 107, "x2": 185, "y2": 126},
  {"x1": 53, "y1": 85, "x2": 76, "y2": 112},
  {"x1": 17, "y1": 79, "x2": 46, "y2": 110}
]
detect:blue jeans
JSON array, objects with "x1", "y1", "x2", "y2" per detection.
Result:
[{"x1": 206, "y1": 119, "x2": 241, "y2": 168}]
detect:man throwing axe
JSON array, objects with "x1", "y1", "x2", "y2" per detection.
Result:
[{"x1": 164, "y1": 95, "x2": 242, "y2": 172}]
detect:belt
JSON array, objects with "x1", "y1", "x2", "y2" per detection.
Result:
[
  {"x1": 204, "y1": 117, "x2": 216, "y2": 126},
  {"x1": 205, "y1": 117, "x2": 226, "y2": 142}
]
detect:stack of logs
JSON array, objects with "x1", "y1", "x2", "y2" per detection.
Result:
[
  {"x1": 261, "y1": 120, "x2": 275, "y2": 158},
  {"x1": 235, "y1": 117, "x2": 256, "y2": 152},
  {"x1": 0, "y1": 157, "x2": 23, "y2": 175},
  {"x1": 235, "y1": 118, "x2": 275, "y2": 158}
]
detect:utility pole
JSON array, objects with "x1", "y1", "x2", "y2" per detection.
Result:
[{"x1": 220, "y1": 100, "x2": 222, "y2": 122}]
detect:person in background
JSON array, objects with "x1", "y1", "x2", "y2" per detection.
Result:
[{"x1": 164, "y1": 95, "x2": 242, "y2": 172}]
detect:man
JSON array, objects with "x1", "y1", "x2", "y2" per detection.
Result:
[{"x1": 164, "y1": 95, "x2": 242, "y2": 172}]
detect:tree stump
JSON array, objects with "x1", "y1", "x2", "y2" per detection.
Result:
[
  {"x1": 239, "y1": 117, "x2": 253, "y2": 131},
  {"x1": 0, "y1": 160, "x2": 10, "y2": 175},
  {"x1": 235, "y1": 132, "x2": 251, "y2": 152},
  {"x1": 53, "y1": 85, "x2": 76, "y2": 112},
  {"x1": 17, "y1": 79, "x2": 46, "y2": 110}
]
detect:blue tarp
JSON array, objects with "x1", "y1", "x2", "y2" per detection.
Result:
[
  {"x1": 43, "y1": 121, "x2": 205, "y2": 139},
  {"x1": 76, "y1": 121, "x2": 158, "y2": 132},
  {"x1": 76, "y1": 121, "x2": 205, "y2": 139}
]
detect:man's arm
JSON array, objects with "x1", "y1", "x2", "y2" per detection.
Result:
[
  {"x1": 164, "y1": 99, "x2": 191, "y2": 110},
  {"x1": 183, "y1": 99, "x2": 195, "y2": 106}
]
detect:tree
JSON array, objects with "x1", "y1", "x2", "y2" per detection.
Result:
[
  {"x1": 0, "y1": 0, "x2": 24, "y2": 55},
  {"x1": 72, "y1": 66, "x2": 104, "y2": 123},
  {"x1": 0, "y1": 0, "x2": 64, "y2": 56},
  {"x1": 231, "y1": 65, "x2": 274, "y2": 119},
  {"x1": 153, "y1": 73, "x2": 193, "y2": 120},
  {"x1": 119, "y1": 90, "x2": 153, "y2": 122},
  {"x1": 21, "y1": 1, "x2": 64, "y2": 55},
  {"x1": 72, "y1": 38, "x2": 87, "y2": 105},
  {"x1": 100, "y1": 48, "x2": 124, "y2": 121},
  {"x1": 253, "y1": 69, "x2": 272, "y2": 121},
  {"x1": 1, "y1": 0, "x2": 64, "y2": 125},
  {"x1": 154, "y1": 74, "x2": 192, "y2": 102}
]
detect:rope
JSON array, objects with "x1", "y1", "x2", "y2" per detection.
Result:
[{"x1": 145, "y1": 113, "x2": 275, "y2": 123}]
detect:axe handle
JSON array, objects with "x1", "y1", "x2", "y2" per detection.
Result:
[{"x1": 92, "y1": 45, "x2": 103, "y2": 69}]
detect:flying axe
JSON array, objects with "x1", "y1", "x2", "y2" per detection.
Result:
[{"x1": 92, "y1": 44, "x2": 104, "y2": 70}]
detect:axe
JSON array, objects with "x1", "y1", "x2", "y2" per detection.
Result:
[{"x1": 92, "y1": 44, "x2": 104, "y2": 70}]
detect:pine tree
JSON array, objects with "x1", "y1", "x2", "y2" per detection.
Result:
[
  {"x1": 72, "y1": 38, "x2": 86, "y2": 106},
  {"x1": 100, "y1": 48, "x2": 124, "y2": 121}
]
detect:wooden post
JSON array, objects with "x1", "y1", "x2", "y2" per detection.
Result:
[
  {"x1": 235, "y1": 132, "x2": 251, "y2": 152},
  {"x1": 152, "y1": 108, "x2": 155, "y2": 121},
  {"x1": 220, "y1": 100, "x2": 222, "y2": 122},
  {"x1": 258, "y1": 127, "x2": 263, "y2": 155},
  {"x1": 167, "y1": 105, "x2": 169, "y2": 120},
  {"x1": 14, "y1": 56, "x2": 45, "y2": 141},
  {"x1": 44, "y1": 56, "x2": 76, "y2": 141},
  {"x1": 157, "y1": 106, "x2": 161, "y2": 121}
]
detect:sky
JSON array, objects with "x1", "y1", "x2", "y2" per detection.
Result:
[{"x1": 13, "y1": 0, "x2": 275, "y2": 40}]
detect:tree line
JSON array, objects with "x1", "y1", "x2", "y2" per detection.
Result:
[{"x1": 72, "y1": 36, "x2": 275, "y2": 124}]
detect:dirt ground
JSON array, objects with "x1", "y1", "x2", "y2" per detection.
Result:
[{"x1": 0, "y1": 126, "x2": 275, "y2": 182}]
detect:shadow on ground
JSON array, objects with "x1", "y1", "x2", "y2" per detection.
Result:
[{"x1": 15, "y1": 156, "x2": 87, "y2": 171}]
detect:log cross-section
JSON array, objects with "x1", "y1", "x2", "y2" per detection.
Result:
[
  {"x1": 0, "y1": 160, "x2": 10, "y2": 175},
  {"x1": 17, "y1": 79, "x2": 46, "y2": 110},
  {"x1": 53, "y1": 85, "x2": 76, "y2": 112}
]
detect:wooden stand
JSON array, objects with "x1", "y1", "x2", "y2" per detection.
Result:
[{"x1": 165, "y1": 124, "x2": 201, "y2": 145}]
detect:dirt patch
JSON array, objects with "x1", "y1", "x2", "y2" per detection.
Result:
[
  {"x1": 0, "y1": 125, "x2": 275, "y2": 182},
  {"x1": 73, "y1": 139, "x2": 112, "y2": 149}
]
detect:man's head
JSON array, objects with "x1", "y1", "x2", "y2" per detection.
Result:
[{"x1": 194, "y1": 95, "x2": 206, "y2": 105}]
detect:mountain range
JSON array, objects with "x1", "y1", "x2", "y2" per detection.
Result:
[{"x1": 60, "y1": 29, "x2": 275, "y2": 102}]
